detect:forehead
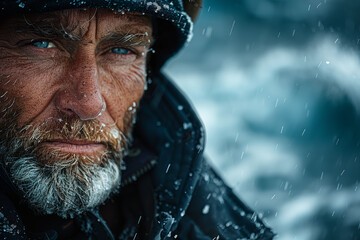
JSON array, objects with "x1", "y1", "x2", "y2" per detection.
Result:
[{"x1": 1, "y1": 8, "x2": 152, "y2": 38}]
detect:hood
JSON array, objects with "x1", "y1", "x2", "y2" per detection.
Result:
[{"x1": 0, "y1": 0, "x2": 202, "y2": 70}]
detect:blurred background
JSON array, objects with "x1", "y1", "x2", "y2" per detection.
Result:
[{"x1": 164, "y1": 0, "x2": 360, "y2": 239}]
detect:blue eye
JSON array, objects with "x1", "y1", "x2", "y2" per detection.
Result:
[
  {"x1": 32, "y1": 41, "x2": 56, "y2": 48},
  {"x1": 110, "y1": 47, "x2": 131, "y2": 55}
]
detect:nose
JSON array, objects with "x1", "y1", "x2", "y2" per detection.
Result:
[{"x1": 55, "y1": 54, "x2": 105, "y2": 120}]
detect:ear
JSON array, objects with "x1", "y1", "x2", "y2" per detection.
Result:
[{"x1": 183, "y1": 0, "x2": 203, "y2": 21}]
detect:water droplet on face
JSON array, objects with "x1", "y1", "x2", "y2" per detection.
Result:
[{"x1": 111, "y1": 128, "x2": 119, "y2": 139}]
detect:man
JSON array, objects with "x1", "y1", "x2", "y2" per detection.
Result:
[{"x1": 0, "y1": 0, "x2": 274, "y2": 239}]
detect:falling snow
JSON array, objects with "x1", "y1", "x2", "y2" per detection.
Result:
[
  {"x1": 202, "y1": 204, "x2": 210, "y2": 215},
  {"x1": 166, "y1": 1, "x2": 360, "y2": 239}
]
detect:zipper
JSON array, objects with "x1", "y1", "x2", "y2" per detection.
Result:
[{"x1": 121, "y1": 158, "x2": 157, "y2": 187}]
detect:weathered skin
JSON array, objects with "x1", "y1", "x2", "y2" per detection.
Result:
[{"x1": 0, "y1": 9, "x2": 152, "y2": 161}]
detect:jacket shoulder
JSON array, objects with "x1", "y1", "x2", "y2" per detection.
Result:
[{"x1": 174, "y1": 159, "x2": 275, "y2": 240}]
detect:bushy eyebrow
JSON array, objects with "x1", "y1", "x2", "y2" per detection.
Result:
[
  {"x1": 15, "y1": 19, "x2": 81, "y2": 41},
  {"x1": 96, "y1": 31, "x2": 153, "y2": 53}
]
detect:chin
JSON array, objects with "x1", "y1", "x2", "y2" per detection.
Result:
[{"x1": 8, "y1": 154, "x2": 121, "y2": 218}]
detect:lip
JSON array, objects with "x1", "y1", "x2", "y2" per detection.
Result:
[{"x1": 41, "y1": 139, "x2": 105, "y2": 155}]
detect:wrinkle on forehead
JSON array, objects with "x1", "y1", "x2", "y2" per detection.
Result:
[
  {"x1": 20, "y1": 9, "x2": 93, "y2": 40},
  {"x1": 6, "y1": 9, "x2": 152, "y2": 42}
]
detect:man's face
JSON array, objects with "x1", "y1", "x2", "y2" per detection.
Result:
[{"x1": 0, "y1": 9, "x2": 152, "y2": 217}]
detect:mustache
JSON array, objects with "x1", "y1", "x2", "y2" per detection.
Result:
[{"x1": 18, "y1": 118, "x2": 129, "y2": 155}]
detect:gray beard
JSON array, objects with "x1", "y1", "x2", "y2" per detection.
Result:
[
  {"x1": 6, "y1": 153, "x2": 120, "y2": 218},
  {"x1": 0, "y1": 115, "x2": 130, "y2": 219}
]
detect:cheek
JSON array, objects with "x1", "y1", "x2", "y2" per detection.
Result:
[
  {"x1": 101, "y1": 62, "x2": 146, "y2": 127},
  {"x1": 0, "y1": 58, "x2": 60, "y2": 124}
]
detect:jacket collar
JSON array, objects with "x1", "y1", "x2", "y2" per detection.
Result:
[{"x1": 135, "y1": 71, "x2": 205, "y2": 238}]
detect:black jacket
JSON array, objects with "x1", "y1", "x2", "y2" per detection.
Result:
[{"x1": 0, "y1": 72, "x2": 275, "y2": 240}]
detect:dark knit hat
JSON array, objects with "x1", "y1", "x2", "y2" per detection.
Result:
[{"x1": 0, "y1": 0, "x2": 202, "y2": 69}]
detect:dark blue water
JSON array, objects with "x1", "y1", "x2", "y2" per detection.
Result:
[{"x1": 165, "y1": 0, "x2": 360, "y2": 239}]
